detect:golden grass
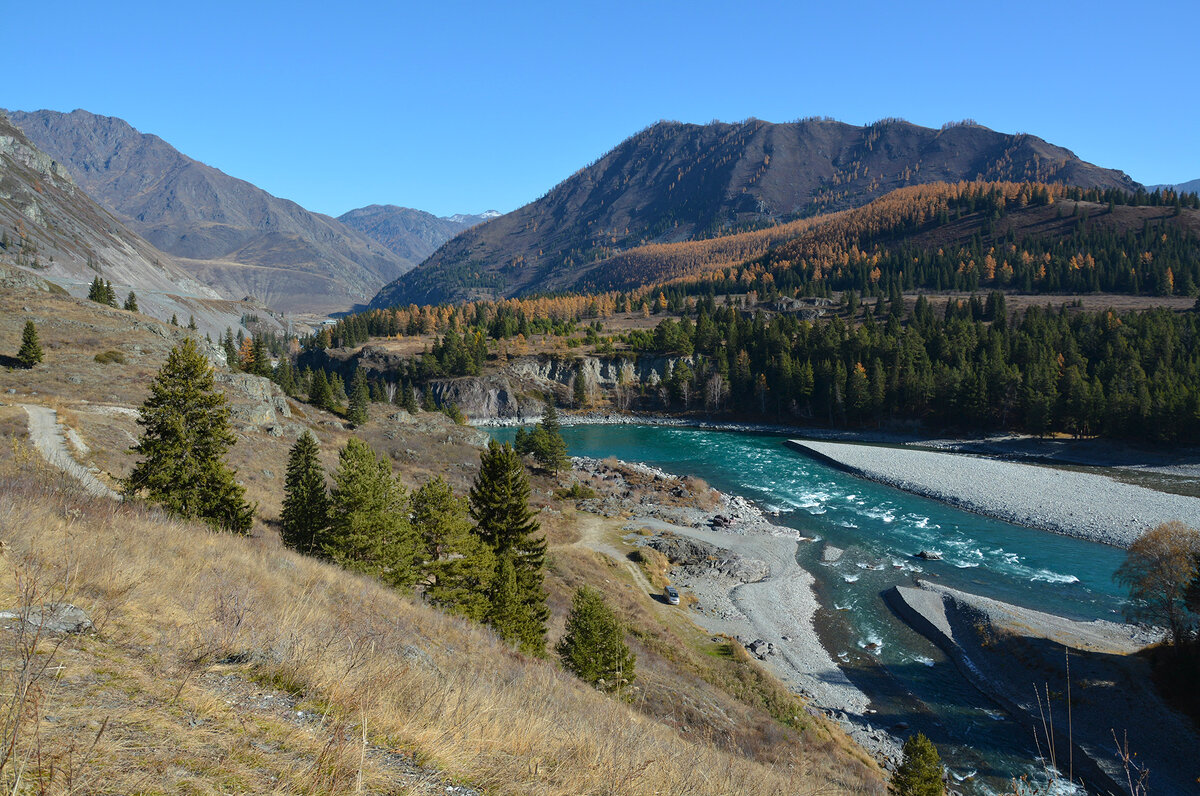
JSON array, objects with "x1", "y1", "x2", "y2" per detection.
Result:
[{"x1": 0, "y1": 451, "x2": 881, "y2": 795}]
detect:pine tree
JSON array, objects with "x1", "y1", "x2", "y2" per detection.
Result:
[
  {"x1": 347, "y1": 367, "x2": 370, "y2": 426},
  {"x1": 324, "y1": 437, "x2": 418, "y2": 588},
  {"x1": 414, "y1": 476, "x2": 494, "y2": 620},
  {"x1": 87, "y1": 277, "x2": 106, "y2": 303},
  {"x1": 556, "y1": 586, "x2": 636, "y2": 694},
  {"x1": 104, "y1": 280, "x2": 117, "y2": 307},
  {"x1": 890, "y1": 733, "x2": 944, "y2": 796},
  {"x1": 123, "y1": 291, "x2": 139, "y2": 312},
  {"x1": 470, "y1": 440, "x2": 548, "y2": 654},
  {"x1": 309, "y1": 369, "x2": 335, "y2": 412},
  {"x1": 188, "y1": 315, "x2": 198, "y2": 331},
  {"x1": 273, "y1": 357, "x2": 297, "y2": 396},
  {"x1": 573, "y1": 368, "x2": 587, "y2": 407},
  {"x1": 280, "y1": 431, "x2": 329, "y2": 554},
  {"x1": 329, "y1": 372, "x2": 347, "y2": 405},
  {"x1": 249, "y1": 336, "x2": 272, "y2": 376},
  {"x1": 170, "y1": 313, "x2": 179, "y2": 326},
  {"x1": 17, "y1": 321, "x2": 43, "y2": 368},
  {"x1": 123, "y1": 338, "x2": 254, "y2": 533},
  {"x1": 222, "y1": 328, "x2": 239, "y2": 368}
]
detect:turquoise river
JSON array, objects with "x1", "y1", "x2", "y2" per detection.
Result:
[{"x1": 489, "y1": 424, "x2": 1130, "y2": 795}]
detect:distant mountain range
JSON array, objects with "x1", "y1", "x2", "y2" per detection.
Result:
[
  {"x1": 1148, "y1": 178, "x2": 1200, "y2": 194},
  {"x1": 371, "y1": 117, "x2": 1139, "y2": 308},
  {"x1": 5, "y1": 109, "x2": 420, "y2": 313},
  {"x1": 337, "y1": 206, "x2": 499, "y2": 266}
]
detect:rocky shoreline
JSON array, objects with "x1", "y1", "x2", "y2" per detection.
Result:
[
  {"x1": 786, "y1": 439, "x2": 1200, "y2": 548},
  {"x1": 570, "y1": 455, "x2": 904, "y2": 766}
]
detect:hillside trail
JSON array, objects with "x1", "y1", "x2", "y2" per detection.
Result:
[
  {"x1": 21, "y1": 404, "x2": 120, "y2": 500},
  {"x1": 569, "y1": 512, "x2": 658, "y2": 597}
]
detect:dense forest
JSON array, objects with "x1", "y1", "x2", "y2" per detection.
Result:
[
  {"x1": 623, "y1": 294, "x2": 1200, "y2": 442},
  {"x1": 273, "y1": 181, "x2": 1200, "y2": 443}
]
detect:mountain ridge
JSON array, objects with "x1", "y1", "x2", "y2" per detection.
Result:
[
  {"x1": 336, "y1": 204, "x2": 499, "y2": 266},
  {"x1": 371, "y1": 117, "x2": 1139, "y2": 308},
  {"x1": 6, "y1": 108, "x2": 415, "y2": 313}
]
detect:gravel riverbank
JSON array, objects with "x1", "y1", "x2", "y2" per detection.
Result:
[
  {"x1": 571, "y1": 456, "x2": 903, "y2": 764},
  {"x1": 787, "y1": 440, "x2": 1200, "y2": 548}
]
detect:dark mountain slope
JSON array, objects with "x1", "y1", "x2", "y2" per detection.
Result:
[
  {"x1": 372, "y1": 118, "x2": 1138, "y2": 308},
  {"x1": 337, "y1": 205, "x2": 498, "y2": 264},
  {"x1": 7, "y1": 109, "x2": 412, "y2": 313}
]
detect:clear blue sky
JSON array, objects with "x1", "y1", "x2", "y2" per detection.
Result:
[{"x1": 5, "y1": 0, "x2": 1196, "y2": 218}]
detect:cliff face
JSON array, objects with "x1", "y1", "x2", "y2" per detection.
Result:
[{"x1": 298, "y1": 347, "x2": 691, "y2": 420}]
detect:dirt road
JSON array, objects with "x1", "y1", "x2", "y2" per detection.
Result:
[{"x1": 21, "y1": 404, "x2": 120, "y2": 500}]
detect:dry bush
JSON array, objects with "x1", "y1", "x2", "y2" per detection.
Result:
[{"x1": 0, "y1": 465, "x2": 881, "y2": 796}]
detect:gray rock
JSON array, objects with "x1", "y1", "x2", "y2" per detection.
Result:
[{"x1": 0, "y1": 603, "x2": 92, "y2": 635}]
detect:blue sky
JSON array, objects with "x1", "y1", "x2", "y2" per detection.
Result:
[{"x1": 4, "y1": 1, "x2": 1196, "y2": 217}]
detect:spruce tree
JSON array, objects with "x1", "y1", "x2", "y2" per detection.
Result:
[
  {"x1": 170, "y1": 313, "x2": 179, "y2": 326},
  {"x1": 87, "y1": 277, "x2": 105, "y2": 303},
  {"x1": 487, "y1": 553, "x2": 525, "y2": 646},
  {"x1": 123, "y1": 338, "x2": 254, "y2": 533},
  {"x1": 556, "y1": 586, "x2": 636, "y2": 694},
  {"x1": 347, "y1": 367, "x2": 370, "y2": 426},
  {"x1": 273, "y1": 357, "x2": 298, "y2": 396},
  {"x1": 414, "y1": 476, "x2": 494, "y2": 620},
  {"x1": 890, "y1": 733, "x2": 944, "y2": 796},
  {"x1": 329, "y1": 372, "x2": 347, "y2": 405},
  {"x1": 470, "y1": 440, "x2": 548, "y2": 654},
  {"x1": 188, "y1": 315, "x2": 198, "y2": 331},
  {"x1": 309, "y1": 368, "x2": 335, "y2": 412},
  {"x1": 104, "y1": 280, "x2": 117, "y2": 307},
  {"x1": 280, "y1": 431, "x2": 329, "y2": 554},
  {"x1": 403, "y1": 383, "x2": 420, "y2": 414},
  {"x1": 324, "y1": 437, "x2": 418, "y2": 588},
  {"x1": 17, "y1": 321, "x2": 43, "y2": 368},
  {"x1": 124, "y1": 291, "x2": 139, "y2": 312},
  {"x1": 222, "y1": 328, "x2": 239, "y2": 368}
]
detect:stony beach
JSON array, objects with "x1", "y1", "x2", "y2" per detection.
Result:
[
  {"x1": 571, "y1": 456, "x2": 903, "y2": 764},
  {"x1": 787, "y1": 439, "x2": 1200, "y2": 548}
]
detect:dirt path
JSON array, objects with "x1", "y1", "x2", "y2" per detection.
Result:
[
  {"x1": 569, "y1": 513, "x2": 657, "y2": 595},
  {"x1": 21, "y1": 404, "x2": 120, "y2": 500}
]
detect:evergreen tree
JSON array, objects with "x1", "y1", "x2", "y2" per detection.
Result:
[
  {"x1": 325, "y1": 437, "x2": 418, "y2": 588},
  {"x1": 170, "y1": 313, "x2": 179, "y2": 327},
  {"x1": 188, "y1": 315, "x2": 198, "y2": 331},
  {"x1": 123, "y1": 291, "x2": 139, "y2": 312},
  {"x1": 556, "y1": 586, "x2": 636, "y2": 694},
  {"x1": 403, "y1": 382, "x2": 420, "y2": 414},
  {"x1": 280, "y1": 431, "x2": 329, "y2": 554},
  {"x1": 421, "y1": 386, "x2": 437, "y2": 411},
  {"x1": 329, "y1": 371, "x2": 348, "y2": 404},
  {"x1": 222, "y1": 328, "x2": 239, "y2": 368},
  {"x1": 890, "y1": 733, "x2": 944, "y2": 796},
  {"x1": 413, "y1": 476, "x2": 494, "y2": 620},
  {"x1": 487, "y1": 553, "x2": 525, "y2": 646},
  {"x1": 347, "y1": 367, "x2": 370, "y2": 426},
  {"x1": 87, "y1": 277, "x2": 106, "y2": 303},
  {"x1": 104, "y1": 280, "x2": 117, "y2": 307},
  {"x1": 17, "y1": 321, "x2": 43, "y2": 368},
  {"x1": 470, "y1": 440, "x2": 548, "y2": 654},
  {"x1": 123, "y1": 338, "x2": 254, "y2": 533},
  {"x1": 309, "y1": 368, "x2": 335, "y2": 412},
  {"x1": 249, "y1": 335, "x2": 272, "y2": 376},
  {"x1": 573, "y1": 368, "x2": 587, "y2": 407}
]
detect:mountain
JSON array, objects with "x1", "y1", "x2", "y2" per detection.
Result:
[
  {"x1": 1148, "y1": 178, "x2": 1200, "y2": 194},
  {"x1": 0, "y1": 112, "x2": 294, "y2": 338},
  {"x1": 371, "y1": 118, "x2": 1139, "y2": 308},
  {"x1": 337, "y1": 205, "x2": 499, "y2": 265},
  {"x1": 6, "y1": 109, "x2": 413, "y2": 314}
]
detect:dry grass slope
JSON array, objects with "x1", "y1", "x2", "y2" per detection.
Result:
[{"x1": 0, "y1": 443, "x2": 880, "y2": 795}]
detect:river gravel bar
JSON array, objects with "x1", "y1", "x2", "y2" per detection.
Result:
[{"x1": 788, "y1": 440, "x2": 1200, "y2": 548}]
